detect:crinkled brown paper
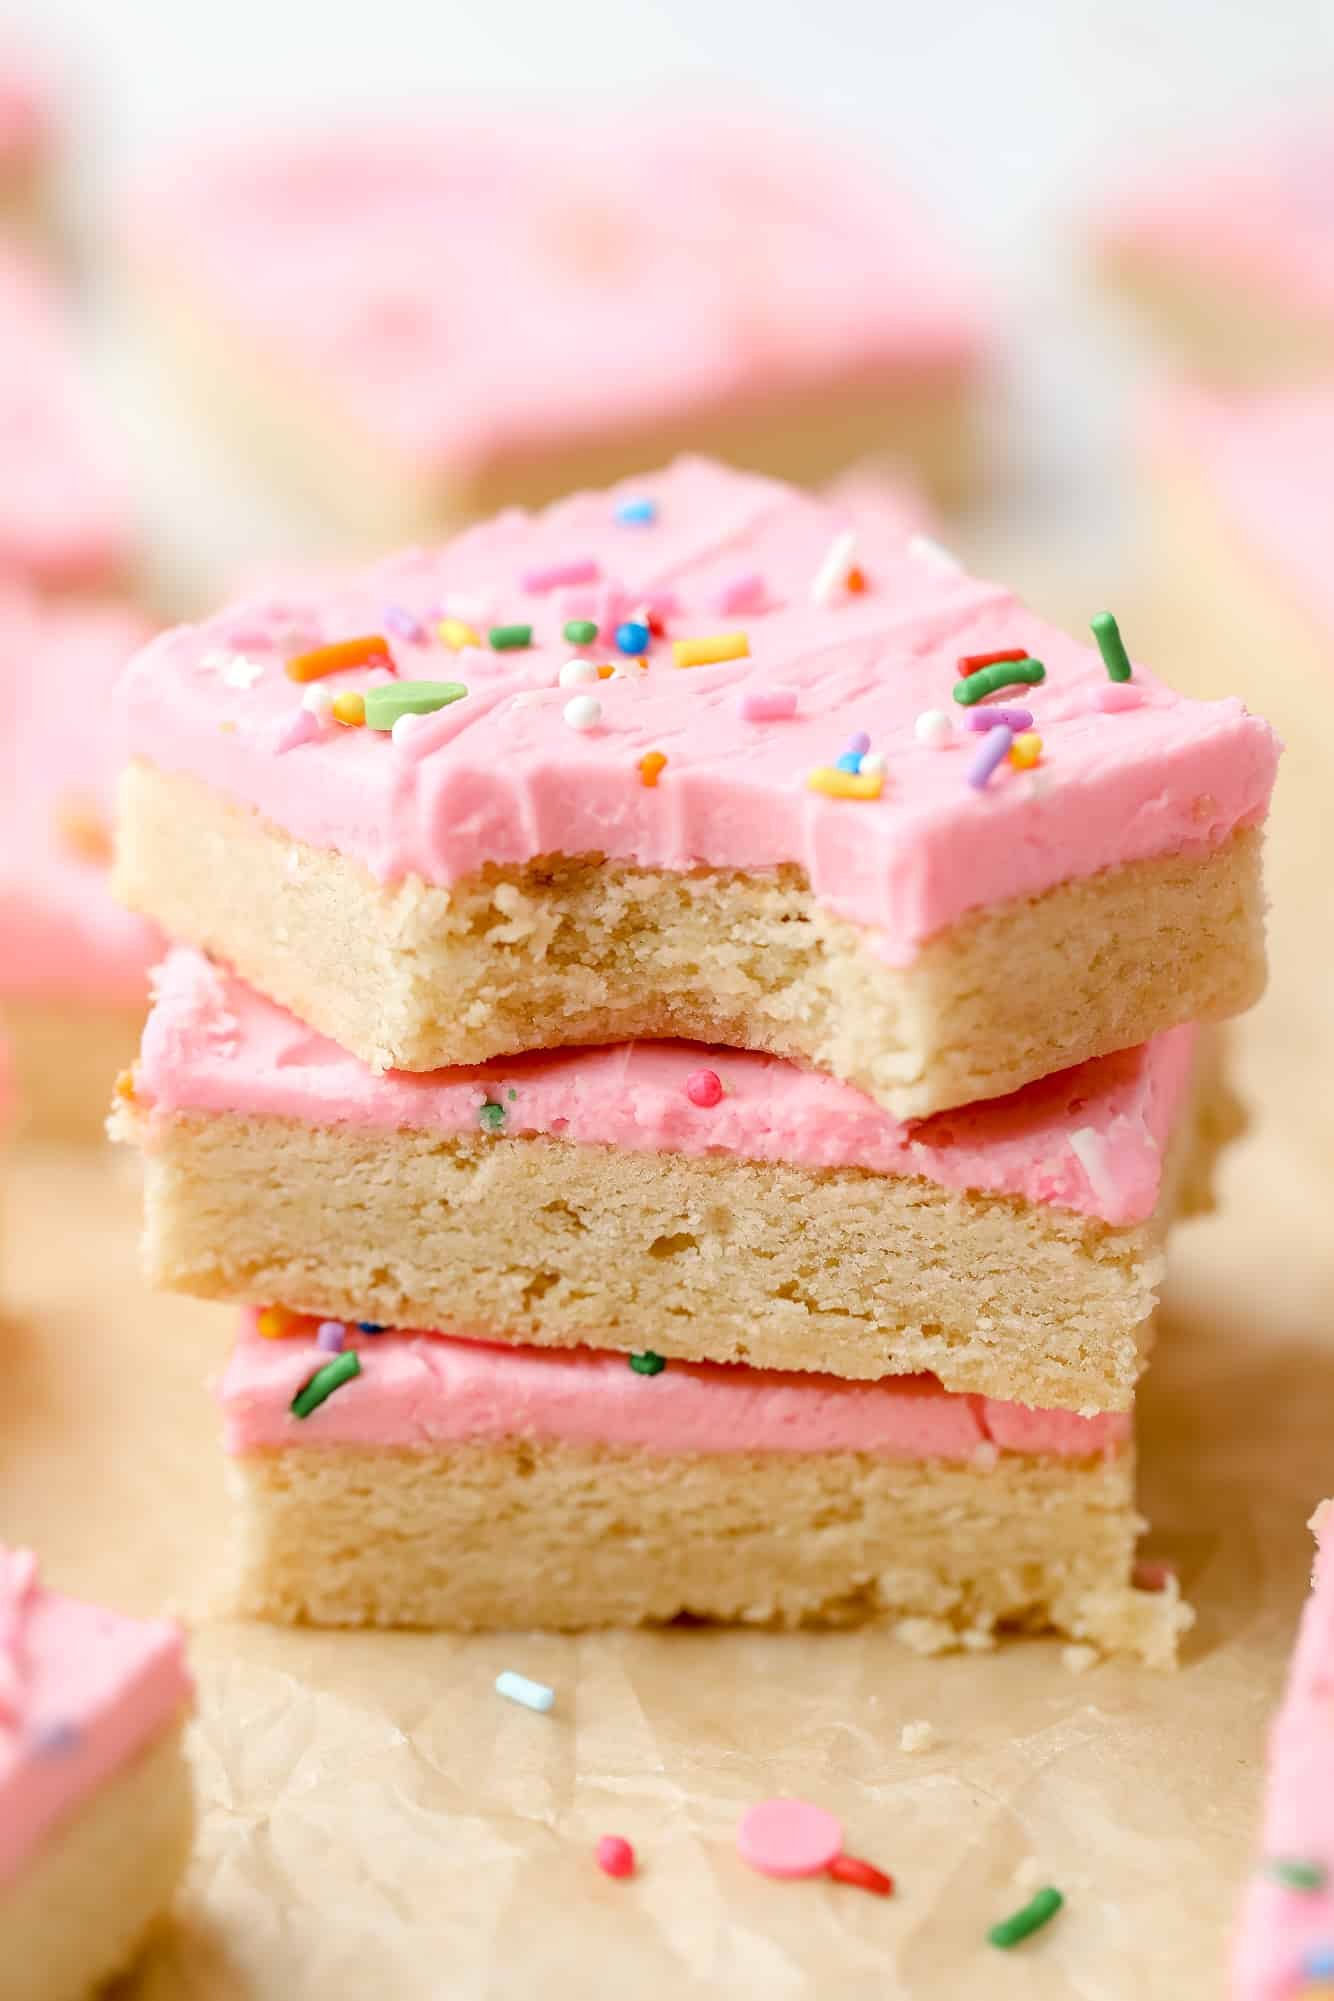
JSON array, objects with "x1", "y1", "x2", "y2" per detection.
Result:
[{"x1": 1, "y1": 599, "x2": 1326, "y2": 2000}]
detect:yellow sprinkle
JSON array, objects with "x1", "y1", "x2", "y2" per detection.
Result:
[
  {"x1": 257, "y1": 1306, "x2": 301, "y2": 1340},
  {"x1": 438, "y1": 618, "x2": 479, "y2": 652},
  {"x1": 806, "y1": 766, "x2": 884, "y2": 801},
  {"x1": 639, "y1": 751, "x2": 667, "y2": 788},
  {"x1": 672, "y1": 632, "x2": 750, "y2": 669},
  {"x1": 332, "y1": 690, "x2": 366, "y2": 727},
  {"x1": 1009, "y1": 731, "x2": 1043, "y2": 770}
]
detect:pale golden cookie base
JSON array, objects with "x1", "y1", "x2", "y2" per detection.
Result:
[
  {"x1": 0, "y1": 1721, "x2": 194, "y2": 2001},
  {"x1": 114, "y1": 761, "x2": 1268, "y2": 1120},
  {"x1": 4, "y1": 997, "x2": 145, "y2": 1144},
  {"x1": 1100, "y1": 238, "x2": 1334, "y2": 382},
  {"x1": 114, "y1": 1039, "x2": 1229, "y2": 1411},
  {"x1": 225, "y1": 1436, "x2": 1188, "y2": 1663},
  {"x1": 129, "y1": 254, "x2": 982, "y2": 543}
]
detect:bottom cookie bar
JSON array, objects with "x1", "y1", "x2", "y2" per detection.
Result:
[
  {"x1": 0, "y1": 1551, "x2": 194, "y2": 2001},
  {"x1": 220, "y1": 1314, "x2": 1190, "y2": 1663}
]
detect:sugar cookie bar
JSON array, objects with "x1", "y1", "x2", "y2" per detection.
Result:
[
  {"x1": 115, "y1": 949, "x2": 1233, "y2": 1414},
  {"x1": 1232, "y1": 1502, "x2": 1334, "y2": 1999},
  {"x1": 126, "y1": 110, "x2": 988, "y2": 538},
  {"x1": 2, "y1": 587, "x2": 160, "y2": 1138},
  {"x1": 0, "y1": 1550, "x2": 194, "y2": 2001},
  {"x1": 219, "y1": 1313, "x2": 1189, "y2": 1663},
  {"x1": 0, "y1": 245, "x2": 132, "y2": 592},
  {"x1": 1098, "y1": 126, "x2": 1334, "y2": 382},
  {"x1": 112, "y1": 460, "x2": 1278, "y2": 1118}
]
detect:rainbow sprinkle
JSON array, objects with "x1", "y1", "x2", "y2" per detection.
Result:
[
  {"x1": 285, "y1": 635, "x2": 391, "y2": 683},
  {"x1": 807, "y1": 766, "x2": 884, "y2": 801},
  {"x1": 673, "y1": 632, "x2": 749, "y2": 670}
]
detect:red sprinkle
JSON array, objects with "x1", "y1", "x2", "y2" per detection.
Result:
[
  {"x1": 646, "y1": 608, "x2": 667, "y2": 637},
  {"x1": 685, "y1": 1069, "x2": 724, "y2": 1108},
  {"x1": 957, "y1": 647, "x2": 1029, "y2": 672},
  {"x1": 596, "y1": 1835, "x2": 636, "y2": 1879},
  {"x1": 827, "y1": 1853, "x2": 894, "y2": 1897}
]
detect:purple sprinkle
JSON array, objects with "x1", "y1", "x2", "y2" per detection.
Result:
[
  {"x1": 968, "y1": 725, "x2": 1014, "y2": 791},
  {"x1": 30, "y1": 1720, "x2": 80, "y2": 1756},
  {"x1": 846, "y1": 730, "x2": 871, "y2": 756},
  {"x1": 964, "y1": 705, "x2": 1032, "y2": 734},
  {"x1": 316, "y1": 1320, "x2": 347, "y2": 1353},
  {"x1": 382, "y1": 605, "x2": 424, "y2": 643}
]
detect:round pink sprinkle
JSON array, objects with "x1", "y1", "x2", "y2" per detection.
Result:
[
  {"x1": 714, "y1": 571, "x2": 768, "y2": 616},
  {"x1": 738, "y1": 687, "x2": 798, "y2": 722},
  {"x1": 596, "y1": 1835, "x2": 636, "y2": 1879},
  {"x1": 686, "y1": 1069, "x2": 724, "y2": 1108},
  {"x1": 1094, "y1": 682, "x2": 1144, "y2": 713},
  {"x1": 737, "y1": 1799, "x2": 843, "y2": 1880}
]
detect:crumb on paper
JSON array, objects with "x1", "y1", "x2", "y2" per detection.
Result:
[
  {"x1": 894, "y1": 1616, "x2": 996, "y2": 1658},
  {"x1": 899, "y1": 1720, "x2": 934, "y2": 1754},
  {"x1": 961, "y1": 1626, "x2": 997, "y2": 1654},
  {"x1": 1061, "y1": 1643, "x2": 1100, "y2": 1676},
  {"x1": 1013, "y1": 1856, "x2": 1046, "y2": 1891}
]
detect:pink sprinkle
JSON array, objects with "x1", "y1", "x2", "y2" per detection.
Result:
[
  {"x1": 274, "y1": 706, "x2": 321, "y2": 754},
  {"x1": 964, "y1": 705, "x2": 1032, "y2": 733},
  {"x1": 737, "y1": 1799, "x2": 843, "y2": 1880},
  {"x1": 523, "y1": 557, "x2": 601, "y2": 594},
  {"x1": 1094, "y1": 682, "x2": 1145, "y2": 713},
  {"x1": 596, "y1": 1835, "x2": 636, "y2": 1879},
  {"x1": 685, "y1": 1069, "x2": 724, "y2": 1108},
  {"x1": 738, "y1": 687, "x2": 798, "y2": 722},
  {"x1": 714, "y1": 571, "x2": 768, "y2": 616}
]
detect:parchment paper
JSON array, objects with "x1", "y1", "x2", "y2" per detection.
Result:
[{"x1": 2, "y1": 587, "x2": 1327, "y2": 1999}]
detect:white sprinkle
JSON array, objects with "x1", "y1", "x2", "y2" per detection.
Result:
[
  {"x1": 858, "y1": 751, "x2": 888, "y2": 781},
  {"x1": 914, "y1": 709, "x2": 952, "y2": 749},
  {"x1": 907, "y1": 532, "x2": 963, "y2": 575},
  {"x1": 301, "y1": 685, "x2": 334, "y2": 720},
  {"x1": 971, "y1": 1440, "x2": 1000, "y2": 1473},
  {"x1": 811, "y1": 528, "x2": 857, "y2": 606},
  {"x1": 391, "y1": 712, "x2": 427, "y2": 747},
  {"x1": 563, "y1": 695, "x2": 601, "y2": 732},
  {"x1": 1062, "y1": 1644, "x2": 1100, "y2": 1676},
  {"x1": 496, "y1": 1670, "x2": 555, "y2": 1713},
  {"x1": 899, "y1": 1720, "x2": 935, "y2": 1754},
  {"x1": 558, "y1": 657, "x2": 599, "y2": 688},
  {"x1": 221, "y1": 653, "x2": 264, "y2": 689},
  {"x1": 1070, "y1": 1127, "x2": 1118, "y2": 1211}
]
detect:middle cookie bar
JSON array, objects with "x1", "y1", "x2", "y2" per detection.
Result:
[{"x1": 114, "y1": 950, "x2": 1228, "y2": 1415}]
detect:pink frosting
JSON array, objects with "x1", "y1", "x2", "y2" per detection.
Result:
[
  {"x1": 1232, "y1": 1503, "x2": 1334, "y2": 1999},
  {"x1": 1, "y1": 585, "x2": 161, "y2": 1003},
  {"x1": 0, "y1": 1548, "x2": 191, "y2": 1887},
  {"x1": 117, "y1": 459, "x2": 1278, "y2": 963},
  {"x1": 1101, "y1": 126, "x2": 1334, "y2": 330},
  {"x1": 1149, "y1": 384, "x2": 1334, "y2": 643},
  {"x1": 221, "y1": 1311, "x2": 1130, "y2": 1461},
  {"x1": 129, "y1": 110, "x2": 987, "y2": 478},
  {"x1": 137, "y1": 948, "x2": 1195, "y2": 1225},
  {"x1": 0, "y1": 244, "x2": 132, "y2": 588}
]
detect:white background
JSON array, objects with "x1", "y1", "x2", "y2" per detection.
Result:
[{"x1": 23, "y1": 0, "x2": 1334, "y2": 594}]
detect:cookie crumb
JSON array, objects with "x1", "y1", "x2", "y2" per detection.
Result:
[
  {"x1": 1061, "y1": 1643, "x2": 1100, "y2": 1675},
  {"x1": 899, "y1": 1720, "x2": 934, "y2": 1754}
]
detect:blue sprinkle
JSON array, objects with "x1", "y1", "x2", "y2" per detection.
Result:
[
  {"x1": 834, "y1": 750, "x2": 862, "y2": 773},
  {"x1": 30, "y1": 1720, "x2": 80, "y2": 1756},
  {"x1": 357, "y1": 1321, "x2": 386, "y2": 1336},
  {"x1": 615, "y1": 497, "x2": 656, "y2": 527},
  {"x1": 496, "y1": 1670, "x2": 555, "y2": 1713},
  {"x1": 1304, "y1": 1946, "x2": 1334, "y2": 1980},
  {"x1": 615, "y1": 619, "x2": 650, "y2": 656}
]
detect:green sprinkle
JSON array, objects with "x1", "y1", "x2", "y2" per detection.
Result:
[
  {"x1": 628, "y1": 1351, "x2": 666, "y2": 1376},
  {"x1": 564, "y1": 619, "x2": 598, "y2": 646},
  {"x1": 363, "y1": 679, "x2": 467, "y2": 731},
  {"x1": 987, "y1": 1887, "x2": 1064, "y2": 1949},
  {"x1": 507, "y1": 1089, "x2": 517, "y2": 1102},
  {"x1": 290, "y1": 1350, "x2": 361, "y2": 1420},
  {"x1": 478, "y1": 1103, "x2": 506, "y2": 1133},
  {"x1": 489, "y1": 624, "x2": 533, "y2": 651},
  {"x1": 1266, "y1": 1858, "x2": 1328, "y2": 1892},
  {"x1": 953, "y1": 658, "x2": 1046, "y2": 706},
  {"x1": 1090, "y1": 611, "x2": 1132, "y2": 682}
]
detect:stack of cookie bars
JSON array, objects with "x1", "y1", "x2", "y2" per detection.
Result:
[{"x1": 109, "y1": 458, "x2": 1278, "y2": 1662}]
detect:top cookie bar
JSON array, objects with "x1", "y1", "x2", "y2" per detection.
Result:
[{"x1": 113, "y1": 459, "x2": 1278, "y2": 1117}]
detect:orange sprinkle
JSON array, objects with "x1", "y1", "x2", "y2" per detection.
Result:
[
  {"x1": 639, "y1": 751, "x2": 667, "y2": 788},
  {"x1": 113, "y1": 1068, "x2": 136, "y2": 1104},
  {"x1": 286, "y1": 635, "x2": 390, "y2": 683},
  {"x1": 53, "y1": 793, "x2": 112, "y2": 864},
  {"x1": 846, "y1": 565, "x2": 868, "y2": 594},
  {"x1": 597, "y1": 664, "x2": 616, "y2": 680},
  {"x1": 332, "y1": 691, "x2": 366, "y2": 727},
  {"x1": 1009, "y1": 731, "x2": 1043, "y2": 770},
  {"x1": 257, "y1": 1306, "x2": 303, "y2": 1340}
]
